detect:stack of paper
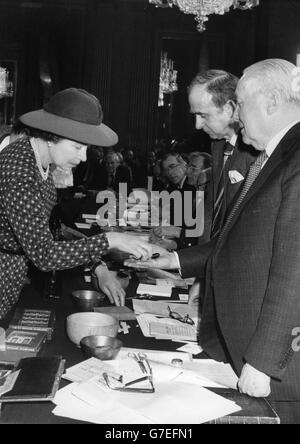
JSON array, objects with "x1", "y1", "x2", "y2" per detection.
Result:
[
  {"x1": 53, "y1": 354, "x2": 241, "y2": 424},
  {"x1": 133, "y1": 299, "x2": 199, "y2": 342},
  {"x1": 136, "y1": 284, "x2": 172, "y2": 298}
]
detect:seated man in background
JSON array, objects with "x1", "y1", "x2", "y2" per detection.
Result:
[
  {"x1": 187, "y1": 152, "x2": 212, "y2": 191},
  {"x1": 73, "y1": 145, "x2": 107, "y2": 193},
  {"x1": 104, "y1": 151, "x2": 132, "y2": 194},
  {"x1": 150, "y1": 152, "x2": 198, "y2": 250}
]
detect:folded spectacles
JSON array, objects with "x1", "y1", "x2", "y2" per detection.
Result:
[
  {"x1": 103, "y1": 372, "x2": 155, "y2": 393},
  {"x1": 102, "y1": 354, "x2": 155, "y2": 393},
  {"x1": 167, "y1": 306, "x2": 195, "y2": 325}
]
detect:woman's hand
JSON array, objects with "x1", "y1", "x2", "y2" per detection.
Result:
[
  {"x1": 150, "y1": 226, "x2": 182, "y2": 240},
  {"x1": 94, "y1": 265, "x2": 126, "y2": 307},
  {"x1": 106, "y1": 233, "x2": 153, "y2": 261}
]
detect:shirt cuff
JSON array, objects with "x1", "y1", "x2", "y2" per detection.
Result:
[{"x1": 173, "y1": 251, "x2": 182, "y2": 276}]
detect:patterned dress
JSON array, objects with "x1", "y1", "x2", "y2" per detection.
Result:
[{"x1": 0, "y1": 137, "x2": 109, "y2": 319}]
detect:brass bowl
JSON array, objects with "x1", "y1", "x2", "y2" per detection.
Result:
[
  {"x1": 72, "y1": 290, "x2": 105, "y2": 312},
  {"x1": 80, "y1": 335, "x2": 123, "y2": 360}
]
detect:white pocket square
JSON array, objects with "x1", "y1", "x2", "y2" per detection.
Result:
[{"x1": 228, "y1": 170, "x2": 245, "y2": 184}]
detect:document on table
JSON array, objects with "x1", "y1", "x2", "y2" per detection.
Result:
[
  {"x1": 133, "y1": 299, "x2": 198, "y2": 319},
  {"x1": 133, "y1": 299, "x2": 199, "y2": 342},
  {"x1": 181, "y1": 359, "x2": 239, "y2": 390},
  {"x1": 119, "y1": 347, "x2": 192, "y2": 364},
  {"x1": 52, "y1": 383, "x2": 152, "y2": 424},
  {"x1": 69, "y1": 376, "x2": 241, "y2": 424},
  {"x1": 55, "y1": 355, "x2": 241, "y2": 424},
  {"x1": 62, "y1": 357, "x2": 118, "y2": 383},
  {"x1": 136, "y1": 284, "x2": 172, "y2": 298}
]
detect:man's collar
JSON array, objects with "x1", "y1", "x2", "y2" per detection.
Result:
[
  {"x1": 265, "y1": 120, "x2": 300, "y2": 159},
  {"x1": 178, "y1": 176, "x2": 186, "y2": 189},
  {"x1": 227, "y1": 133, "x2": 238, "y2": 148}
]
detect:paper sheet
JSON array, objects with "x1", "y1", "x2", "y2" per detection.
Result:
[
  {"x1": 136, "y1": 284, "x2": 172, "y2": 298},
  {"x1": 177, "y1": 343, "x2": 203, "y2": 355},
  {"x1": 133, "y1": 299, "x2": 198, "y2": 319},
  {"x1": 53, "y1": 383, "x2": 152, "y2": 424},
  {"x1": 71, "y1": 377, "x2": 241, "y2": 424},
  {"x1": 181, "y1": 359, "x2": 239, "y2": 390},
  {"x1": 55, "y1": 355, "x2": 241, "y2": 424}
]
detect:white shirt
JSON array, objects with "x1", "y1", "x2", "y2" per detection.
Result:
[
  {"x1": 178, "y1": 176, "x2": 187, "y2": 190},
  {"x1": 263, "y1": 120, "x2": 300, "y2": 167},
  {"x1": 0, "y1": 135, "x2": 10, "y2": 153},
  {"x1": 228, "y1": 133, "x2": 238, "y2": 147}
]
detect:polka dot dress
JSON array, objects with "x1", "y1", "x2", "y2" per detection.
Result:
[{"x1": 0, "y1": 138, "x2": 109, "y2": 319}]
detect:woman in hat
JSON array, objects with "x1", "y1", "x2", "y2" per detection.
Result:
[{"x1": 0, "y1": 88, "x2": 153, "y2": 318}]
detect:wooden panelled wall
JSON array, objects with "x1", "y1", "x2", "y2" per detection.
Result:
[{"x1": 1, "y1": 0, "x2": 298, "y2": 158}]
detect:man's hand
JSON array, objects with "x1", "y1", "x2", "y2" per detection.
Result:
[
  {"x1": 124, "y1": 251, "x2": 179, "y2": 270},
  {"x1": 189, "y1": 280, "x2": 200, "y2": 305},
  {"x1": 238, "y1": 363, "x2": 271, "y2": 398},
  {"x1": 106, "y1": 233, "x2": 153, "y2": 261},
  {"x1": 94, "y1": 266, "x2": 126, "y2": 307}
]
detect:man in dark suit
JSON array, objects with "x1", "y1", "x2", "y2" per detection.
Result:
[
  {"x1": 125, "y1": 59, "x2": 300, "y2": 423},
  {"x1": 186, "y1": 70, "x2": 257, "y2": 303},
  {"x1": 187, "y1": 59, "x2": 300, "y2": 423},
  {"x1": 188, "y1": 70, "x2": 258, "y2": 241},
  {"x1": 150, "y1": 152, "x2": 198, "y2": 250}
]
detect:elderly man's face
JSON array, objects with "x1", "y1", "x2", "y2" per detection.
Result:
[
  {"x1": 105, "y1": 154, "x2": 118, "y2": 174},
  {"x1": 163, "y1": 155, "x2": 186, "y2": 186},
  {"x1": 236, "y1": 79, "x2": 267, "y2": 150},
  {"x1": 189, "y1": 85, "x2": 235, "y2": 140}
]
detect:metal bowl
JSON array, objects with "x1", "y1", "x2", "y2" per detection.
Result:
[
  {"x1": 72, "y1": 290, "x2": 105, "y2": 312},
  {"x1": 80, "y1": 335, "x2": 123, "y2": 360}
]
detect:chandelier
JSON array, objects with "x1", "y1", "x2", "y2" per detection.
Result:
[
  {"x1": 158, "y1": 52, "x2": 178, "y2": 106},
  {"x1": 149, "y1": 0, "x2": 260, "y2": 32},
  {"x1": 0, "y1": 66, "x2": 13, "y2": 99}
]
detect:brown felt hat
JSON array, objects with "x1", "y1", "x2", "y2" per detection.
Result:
[{"x1": 19, "y1": 88, "x2": 118, "y2": 146}]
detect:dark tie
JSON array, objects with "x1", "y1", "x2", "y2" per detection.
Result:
[
  {"x1": 108, "y1": 173, "x2": 115, "y2": 188},
  {"x1": 217, "y1": 150, "x2": 268, "y2": 244},
  {"x1": 211, "y1": 142, "x2": 234, "y2": 239}
]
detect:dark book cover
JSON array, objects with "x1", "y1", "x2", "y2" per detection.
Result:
[
  {"x1": 206, "y1": 388, "x2": 280, "y2": 424},
  {"x1": 5, "y1": 329, "x2": 47, "y2": 353},
  {"x1": 9, "y1": 309, "x2": 56, "y2": 340},
  {"x1": 0, "y1": 356, "x2": 65, "y2": 402}
]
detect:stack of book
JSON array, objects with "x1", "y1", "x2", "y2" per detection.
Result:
[
  {"x1": 0, "y1": 309, "x2": 56, "y2": 364},
  {"x1": 5, "y1": 329, "x2": 47, "y2": 355},
  {"x1": 9, "y1": 309, "x2": 56, "y2": 341}
]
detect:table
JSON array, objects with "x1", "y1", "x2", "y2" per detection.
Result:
[{"x1": 0, "y1": 268, "x2": 279, "y2": 424}]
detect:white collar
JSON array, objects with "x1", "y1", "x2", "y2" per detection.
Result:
[
  {"x1": 0, "y1": 135, "x2": 10, "y2": 153},
  {"x1": 265, "y1": 120, "x2": 300, "y2": 159},
  {"x1": 179, "y1": 176, "x2": 186, "y2": 189},
  {"x1": 228, "y1": 133, "x2": 238, "y2": 147}
]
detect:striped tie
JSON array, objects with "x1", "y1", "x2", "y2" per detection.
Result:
[
  {"x1": 217, "y1": 150, "x2": 268, "y2": 243},
  {"x1": 211, "y1": 142, "x2": 234, "y2": 239}
]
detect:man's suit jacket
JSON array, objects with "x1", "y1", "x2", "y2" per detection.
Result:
[
  {"x1": 179, "y1": 122, "x2": 300, "y2": 402},
  {"x1": 179, "y1": 134, "x2": 258, "y2": 268},
  {"x1": 168, "y1": 177, "x2": 198, "y2": 249},
  {"x1": 207, "y1": 134, "x2": 258, "y2": 235}
]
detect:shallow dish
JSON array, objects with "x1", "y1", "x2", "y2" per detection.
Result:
[
  {"x1": 72, "y1": 290, "x2": 105, "y2": 312},
  {"x1": 80, "y1": 335, "x2": 123, "y2": 360}
]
